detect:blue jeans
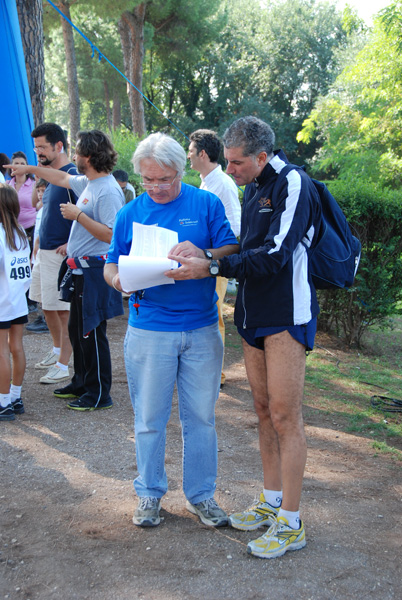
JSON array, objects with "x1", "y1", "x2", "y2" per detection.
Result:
[{"x1": 124, "y1": 323, "x2": 223, "y2": 504}]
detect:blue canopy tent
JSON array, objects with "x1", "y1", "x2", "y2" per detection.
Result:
[{"x1": 0, "y1": 0, "x2": 35, "y2": 165}]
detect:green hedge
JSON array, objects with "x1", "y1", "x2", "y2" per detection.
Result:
[{"x1": 318, "y1": 179, "x2": 402, "y2": 346}]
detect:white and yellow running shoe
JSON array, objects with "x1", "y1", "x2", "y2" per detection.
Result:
[
  {"x1": 247, "y1": 516, "x2": 306, "y2": 559},
  {"x1": 229, "y1": 493, "x2": 279, "y2": 531}
]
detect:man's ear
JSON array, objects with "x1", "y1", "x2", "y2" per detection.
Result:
[{"x1": 256, "y1": 151, "x2": 268, "y2": 166}]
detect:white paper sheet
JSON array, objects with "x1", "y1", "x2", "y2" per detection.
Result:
[{"x1": 118, "y1": 223, "x2": 179, "y2": 292}]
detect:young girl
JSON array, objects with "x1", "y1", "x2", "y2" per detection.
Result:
[{"x1": 0, "y1": 183, "x2": 32, "y2": 421}]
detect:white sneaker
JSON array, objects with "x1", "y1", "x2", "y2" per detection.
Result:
[
  {"x1": 40, "y1": 365, "x2": 70, "y2": 384},
  {"x1": 35, "y1": 350, "x2": 58, "y2": 370}
]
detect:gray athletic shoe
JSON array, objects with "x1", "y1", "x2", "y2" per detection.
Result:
[
  {"x1": 132, "y1": 497, "x2": 161, "y2": 527},
  {"x1": 186, "y1": 497, "x2": 228, "y2": 527}
]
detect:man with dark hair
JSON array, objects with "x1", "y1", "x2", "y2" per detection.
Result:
[
  {"x1": 8, "y1": 130, "x2": 125, "y2": 411},
  {"x1": 28, "y1": 122, "x2": 78, "y2": 384},
  {"x1": 165, "y1": 116, "x2": 322, "y2": 559},
  {"x1": 112, "y1": 169, "x2": 136, "y2": 204},
  {"x1": 188, "y1": 129, "x2": 241, "y2": 386}
]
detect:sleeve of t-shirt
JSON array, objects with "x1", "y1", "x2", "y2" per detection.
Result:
[{"x1": 68, "y1": 176, "x2": 89, "y2": 198}]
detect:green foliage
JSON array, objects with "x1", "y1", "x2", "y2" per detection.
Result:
[
  {"x1": 42, "y1": 0, "x2": 348, "y2": 167},
  {"x1": 182, "y1": 170, "x2": 201, "y2": 188},
  {"x1": 110, "y1": 129, "x2": 141, "y2": 189},
  {"x1": 317, "y1": 178, "x2": 402, "y2": 346},
  {"x1": 298, "y1": 15, "x2": 402, "y2": 185}
]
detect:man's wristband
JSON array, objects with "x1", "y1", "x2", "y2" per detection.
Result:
[{"x1": 76, "y1": 211, "x2": 83, "y2": 222}]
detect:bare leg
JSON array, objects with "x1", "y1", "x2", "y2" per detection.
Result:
[
  {"x1": 0, "y1": 330, "x2": 11, "y2": 394},
  {"x1": 242, "y1": 331, "x2": 307, "y2": 512},
  {"x1": 263, "y1": 331, "x2": 307, "y2": 511},
  {"x1": 242, "y1": 339, "x2": 282, "y2": 490},
  {"x1": 43, "y1": 309, "x2": 61, "y2": 348},
  {"x1": 57, "y1": 310, "x2": 72, "y2": 366},
  {"x1": 215, "y1": 276, "x2": 228, "y2": 385},
  {"x1": 8, "y1": 324, "x2": 26, "y2": 386}
]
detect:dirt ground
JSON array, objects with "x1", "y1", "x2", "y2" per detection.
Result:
[{"x1": 1, "y1": 300, "x2": 401, "y2": 600}]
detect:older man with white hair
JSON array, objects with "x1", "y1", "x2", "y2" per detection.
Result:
[{"x1": 104, "y1": 133, "x2": 238, "y2": 529}]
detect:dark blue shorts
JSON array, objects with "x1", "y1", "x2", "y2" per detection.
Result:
[
  {"x1": 238, "y1": 317, "x2": 317, "y2": 352},
  {"x1": 0, "y1": 314, "x2": 28, "y2": 330}
]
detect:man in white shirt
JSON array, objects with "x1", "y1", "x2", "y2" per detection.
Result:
[{"x1": 188, "y1": 129, "x2": 241, "y2": 386}]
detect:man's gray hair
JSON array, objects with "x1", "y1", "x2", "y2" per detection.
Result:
[
  {"x1": 132, "y1": 132, "x2": 186, "y2": 177},
  {"x1": 222, "y1": 116, "x2": 275, "y2": 157}
]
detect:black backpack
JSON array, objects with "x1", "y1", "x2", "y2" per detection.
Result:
[{"x1": 274, "y1": 164, "x2": 361, "y2": 290}]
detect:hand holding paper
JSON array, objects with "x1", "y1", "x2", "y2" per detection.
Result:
[{"x1": 118, "y1": 223, "x2": 179, "y2": 292}]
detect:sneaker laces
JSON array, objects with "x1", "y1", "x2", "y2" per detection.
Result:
[
  {"x1": 139, "y1": 497, "x2": 159, "y2": 510},
  {"x1": 262, "y1": 517, "x2": 293, "y2": 541},
  {"x1": 200, "y1": 498, "x2": 219, "y2": 513}
]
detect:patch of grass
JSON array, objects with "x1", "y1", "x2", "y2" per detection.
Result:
[
  {"x1": 372, "y1": 440, "x2": 402, "y2": 460},
  {"x1": 224, "y1": 300, "x2": 402, "y2": 455},
  {"x1": 305, "y1": 337, "x2": 402, "y2": 453}
]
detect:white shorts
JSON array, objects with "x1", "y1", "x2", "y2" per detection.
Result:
[{"x1": 29, "y1": 249, "x2": 71, "y2": 311}]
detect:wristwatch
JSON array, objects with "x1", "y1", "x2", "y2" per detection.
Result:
[
  {"x1": 204, "y1": 249, "x2": 213, "y2": 259},
  {"x1": 209, "y1": 259, "x2": 220, "y2": 277}
]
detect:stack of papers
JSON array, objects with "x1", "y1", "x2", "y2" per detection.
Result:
[{"x1": 118, "y1": 222, "x2": 179, "y2": 292}]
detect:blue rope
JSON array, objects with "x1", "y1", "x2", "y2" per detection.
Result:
[{"x1": 45, "y1": 0, "x2": 189, "y2": 140}]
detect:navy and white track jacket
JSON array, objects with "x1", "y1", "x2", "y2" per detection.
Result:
[{"x1": 219, "y1": 150, "x2": 321, "y2": 329}]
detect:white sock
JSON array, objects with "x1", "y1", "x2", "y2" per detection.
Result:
[
  {"x1": 10, "y1": 384, "x2": 21, "y2": 401},
  {"x1": 53, "y1": 347, "x2": 61, "y2": 355},
  {"x1": 278, "y1": 508, "x2": 301, "y2": 530},
  {"x1": 55, "y1": 362, "x2": 68, "y2": 371},
  {"x1": 263, "y1": 489, "x2": 282, "y2": 507},
  {"x1": 0, "y1": 392, "x2": 12, "y2": 408}
]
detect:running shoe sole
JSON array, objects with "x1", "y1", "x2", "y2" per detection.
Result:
[{"x1": 67, "y1": 402, "x2": 113, "y2": 411}]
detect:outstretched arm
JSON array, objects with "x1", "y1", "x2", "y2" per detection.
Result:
[{"x1": 3, "y1": 163, "x2": 73, "y2": 189}]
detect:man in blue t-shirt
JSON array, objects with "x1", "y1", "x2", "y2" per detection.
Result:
[
  {"x1": 28, "y1": 123, "x2": 78, "y2": 384},
  {"x1": 104, "y1": 132, "x2": 238, "y2": 529}
]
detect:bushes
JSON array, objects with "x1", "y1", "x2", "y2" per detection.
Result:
[
  {"x1": 110, "y1": 130, "x2": 142, "y2": 194},
  {"x1": 318, "y1": 179, "x2": 402, "y2": 347}
]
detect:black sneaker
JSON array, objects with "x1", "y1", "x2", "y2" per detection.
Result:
[
  {"x1": 67, "y1": 396, "x2": 113, "y2": 411},
  {"x1": 54, "y1": 384, "x2": 81, "y2": 399},
  {"x1": 12, "y1": 398, "x2": 25, "y2": 414},
  {"x1": 0, "y1": 405, "x2": 15, "y2": 421}
]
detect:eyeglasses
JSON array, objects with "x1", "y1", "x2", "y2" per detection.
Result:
[
  {"x1": 33, "y1": 144, "x2": 53, "y2": 153},
  {"x1": 140, "y1": 173, "x2": 178, "y2": 191}
]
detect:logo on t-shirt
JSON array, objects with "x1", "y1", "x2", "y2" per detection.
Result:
[
  {"x1": 82, "y1": 198, "x2": 89, "y2": 205},
  {"x1": 179, "y1": 218, "x2": 199, "y2": 227}
]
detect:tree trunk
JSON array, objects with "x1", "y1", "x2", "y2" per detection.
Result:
[
  {"x1": 112, "y1": 91, "x2": 121, "y2": 130},
  {"x1": 118, "y1": 5, "x2": 146, "y2": 137},
  {"x1": 16, "y1": 0, "x2": 45, "y2": 127},
  {"x1": 57, "y1": 1, "x2": 80, "y2": 152},
  {"x1": 104, "y1": 81, "x2": 112, "y2": 132}
]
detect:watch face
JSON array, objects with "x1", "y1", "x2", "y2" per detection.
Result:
[
  {"x1": 204, "y1": 249, "x2": 213, "y2": 259},
  {"x1": 209, "y1": 260, "x2": 220, "y2": 276}
]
